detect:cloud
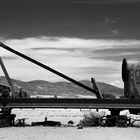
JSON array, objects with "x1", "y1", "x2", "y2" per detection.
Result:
[
  {"x1": 91, "y1": 41, "x2": 140, "y2": 62},
  {"x1": 102, "y1": 17, "x2": 118, "y2": 25},
  {"x1": 0, "y1": 36, "x2": 140, "y2": 87},
  {"x1": 111, "y1": 30, "x2": 119, "y2": 35},
  {"x1": 3, "y1": 36, "x2": 140, "y2": 64},
  {"x1": 3, "y1": 36, "x2": 140, "y2": 51},
  {"x1": 61, "y1": 0, "x2": 140, "y2": 4}
]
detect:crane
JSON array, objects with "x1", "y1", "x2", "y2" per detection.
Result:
[
  {"x1": 0, "y1": 42, "x2": 103, "y2": 99},
  {"x1": 0, "y1": 56, "x2": 29, "y2": 98},
  {"x1": 0, "y1": 57, "x2": 15, "y2": 97},
  {"x1": 1, "y1": 41, "x2": 140, "y2": 127}
]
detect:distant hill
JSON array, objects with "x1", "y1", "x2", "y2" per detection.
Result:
[{"x1": 0, "y1": 76, "x2": 123, "y2": 98}]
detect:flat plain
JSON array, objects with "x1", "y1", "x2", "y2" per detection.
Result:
[
  {"x1": 0, "y1": 109, "x2": 137, "y2": 140},
  {"x1": 0, "y1": 127, "x2": 140, "y2": 140}
]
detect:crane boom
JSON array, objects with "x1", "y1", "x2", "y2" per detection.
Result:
[
  {"x1": 0, "y1": 57, "x2": 15, "y2": 96},
  {"x1": 0, "y1": 42, "x2": 102, "y2": 98}
]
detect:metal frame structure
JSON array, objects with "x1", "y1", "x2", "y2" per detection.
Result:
[
  {"x1": 0, "y1": 42, "x2": 140, "y2": 110},
  {"x1": 0, "y1": 98, "x2": 140, "y2": 109},
  {"x1": 0, "y1": 42, "x2": 102, "y2": 98}
]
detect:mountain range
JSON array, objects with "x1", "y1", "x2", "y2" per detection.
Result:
[{"x1": 0, "y1": 76, "x2": 123, "y2": 98}]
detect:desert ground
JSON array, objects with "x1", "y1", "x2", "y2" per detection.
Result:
[
  {"x1": 0, "y1": 127, "x2": 140, "y2": 140},
  {"x1": 0, "y1": 109, "x2": 140, "y2": 140}
]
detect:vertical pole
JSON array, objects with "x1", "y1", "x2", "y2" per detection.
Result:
[
  {"x1": 0, "y1": 57, "x2": 15, "y2": 96},
  {"x1": 91, "y1": 78, "x2": 103, "y2": 98}
]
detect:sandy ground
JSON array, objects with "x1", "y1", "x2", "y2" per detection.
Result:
[
  {"x1": 12, "y1": 109, "x2": 110, "y2": 125},
  {"x1": 0, "y1": 127, "x2": 140, "y2": 140},
  {"x1": 0, "y1": 109, "x2": 138, "y2": 140}
]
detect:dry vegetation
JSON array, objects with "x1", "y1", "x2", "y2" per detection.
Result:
[{"x1": 78, "y1": 111, "x2": 106, "y2": 126}]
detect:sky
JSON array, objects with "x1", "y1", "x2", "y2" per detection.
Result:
[{"x1": 0, "y1": 0, "x2": 140, "y2": 88}]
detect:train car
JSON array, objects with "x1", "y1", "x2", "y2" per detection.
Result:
[{"x1": 122, "y1": 58, "x2": 140, "y2": 98}]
